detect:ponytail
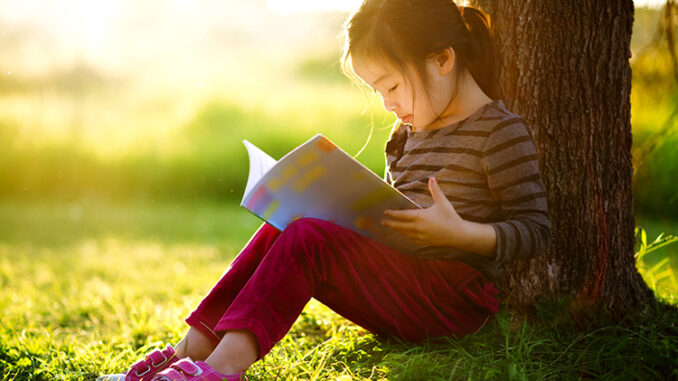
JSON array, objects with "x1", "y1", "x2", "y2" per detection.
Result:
[{"x1": 459, "y1": 6, "x2": 499, "y2": 100}]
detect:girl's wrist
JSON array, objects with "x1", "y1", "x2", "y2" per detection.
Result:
[
  {"x1": 454, "y1": 219, "x2": 475, "y2": 248},
  {"x1": 452, "y1": 220, "x2": 497, "y2": 258}
]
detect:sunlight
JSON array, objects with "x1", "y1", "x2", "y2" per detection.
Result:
[
  {"x1": 1, "y1": 0, "x2": 115, "y2": 59},
  {"x1": 267, "y1": 0, "x2": 362, "y2": 15},
  {"x1": 635, "y1": 0, "x2": 666, "y2": 7}
]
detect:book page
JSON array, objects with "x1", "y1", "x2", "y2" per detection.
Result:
[
  {"x1": 241, "y1": 134, "x2": 425, "y2": 253},
  {"x1": 242, "y1": 140, "x2": 278, "y2": 203}
]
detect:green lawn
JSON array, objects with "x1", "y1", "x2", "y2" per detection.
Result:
[{"x1": 1, "y1": 199, "x2": 677, "y2": 380}]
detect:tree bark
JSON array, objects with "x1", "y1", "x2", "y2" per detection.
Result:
[{"x1": 474, "y1": 0, "x2": 654, "y2": 316}]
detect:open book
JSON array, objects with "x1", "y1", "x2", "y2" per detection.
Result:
[{"x1": 241, "y1": 134, "x2": 424, "y2": 253}]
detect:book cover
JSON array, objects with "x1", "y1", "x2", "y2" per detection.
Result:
[{"x1": 241, "y1": 134, "x2": 424, "y2": 253}]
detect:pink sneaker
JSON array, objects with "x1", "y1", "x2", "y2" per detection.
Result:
[
  {"x1": 152, "y1": 358, "x2": 247, "y2": 381},
  {"x1": 97, "y1": 344, "x2": 179, "y2": 381}
]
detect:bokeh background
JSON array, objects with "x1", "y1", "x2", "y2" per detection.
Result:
[{"x1": 0, "y1": 0, "x2": 387, "y2": 202}]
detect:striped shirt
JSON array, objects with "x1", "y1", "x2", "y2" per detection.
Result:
[{"x1": 385, "y1": 99, "x2": 552, "y2": 280}]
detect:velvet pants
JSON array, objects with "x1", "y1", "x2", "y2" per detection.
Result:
[{"x1": 185, "y1": 218, "x2": 498, "y2": 358}]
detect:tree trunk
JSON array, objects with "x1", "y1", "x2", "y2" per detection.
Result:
[{"x1": 474, "y1": 0, "x2": 654, "y2": 317}]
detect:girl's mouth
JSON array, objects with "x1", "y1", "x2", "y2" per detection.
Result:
[{"x1": 399, "y1": 114, "x2": 412, "y2": 124}]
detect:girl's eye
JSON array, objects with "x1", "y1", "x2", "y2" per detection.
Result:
[{"x1": 388, "y1": 84, "x2": 399, "y2": 93}]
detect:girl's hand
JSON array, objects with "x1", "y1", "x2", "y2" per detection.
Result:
[{"x1": 382, "y1": 177, "x2": 468, "y2": 247}]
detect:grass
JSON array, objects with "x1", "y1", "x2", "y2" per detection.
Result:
[{"x1": 1, "y1": 199, "x2": 677, "y2": 380}]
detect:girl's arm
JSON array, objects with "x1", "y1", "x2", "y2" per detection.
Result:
[
  {"x1": 456, "y1": 220, "x2": 497, "y2": 258},
  {"x1": 478, "y1": 120, "x2": 551, "y2": 263},
  {"x1": 383, "y1": 121, "x2": 551, "y2": 262}
]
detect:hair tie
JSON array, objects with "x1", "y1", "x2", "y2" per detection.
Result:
[
  {"x1": 459, "y1": 5, "x2": 471, "y2": 30},
  {"x1": 459, "y1": 5, "x2": 470, "y2": 31}
]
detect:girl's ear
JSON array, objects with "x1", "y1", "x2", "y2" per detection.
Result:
[{"x1": 434, "y1": 47, "x2": 456, "y2": 76}]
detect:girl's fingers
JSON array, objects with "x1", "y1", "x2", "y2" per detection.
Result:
[
  {"x1": 428, "y1": 177, "x2": 445, "y2": 205},
  {"x1": 383, "y1": 208, "x2": 419, "y2": 221},
  {"x1": 381, "y1": 218, "x2": 414, "y2": 231}
]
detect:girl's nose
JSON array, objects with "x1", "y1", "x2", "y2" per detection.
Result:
[{"x1": 382, "y1": 97, "x2": 397, "y2": 113}]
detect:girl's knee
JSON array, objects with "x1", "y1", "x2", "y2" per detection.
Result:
[
  {"x1": 285, "y1": 217, "x2": 328, "y2": 228},
  {"x1": 279, "y1": 218, "x2": 341, "y2": 260},
  {"x1": 282, "y1": 217, "x2": 334, "y2": 241}
]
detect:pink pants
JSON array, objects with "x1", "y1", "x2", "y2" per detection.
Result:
[{"x1": 185, "y1": 218, "x2": 498, "y2": 358}]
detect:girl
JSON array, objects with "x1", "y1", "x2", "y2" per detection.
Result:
[{"x1": 99, "y1": 0, "x2": 551, "y2": 380}]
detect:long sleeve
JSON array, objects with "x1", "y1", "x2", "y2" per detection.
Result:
[
  {"x1": 481, "y1": 119, "x2": 552, "y2": 263},
  {"x1": 385, "y1": 99, "x2": 551, "y2": 279}
]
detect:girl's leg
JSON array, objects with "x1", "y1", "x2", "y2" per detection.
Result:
[
  {"x1": 204, "y1": 330, "x2": 258, "y2": 374},
  {"x1": 172, "y1": 327, "x2": 257, "y2": 375},
  {"x1": 173, "y1": 327, "x2": 216, "y2": 361},
  {"x1": 184, "y1": 223, "x2": 282, "y2": 347},
  {"x1": 98, "y1": 224, "x2": 280, "y2": 380},
  {"x1": 203, "y1": 218, "x2": 498, "y2": 374}
]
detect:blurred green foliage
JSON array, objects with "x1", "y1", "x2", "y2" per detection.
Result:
[
  {"x1": 294, "y1": 54, "x2": 348, "y2": 84},
  {"x1": 0, "y1": 6, "x2": 676, "y2": 220},
  {"x1": 631, "y1": 7, "x2": 678, "y2": 219},
  {"x1": 0, "y1": 98, "x2": 393, "y2": 202}
]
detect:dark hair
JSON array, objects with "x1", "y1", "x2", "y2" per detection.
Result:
[{"x1": 341, "y1": 0, "x2": 499, "y2": 102}]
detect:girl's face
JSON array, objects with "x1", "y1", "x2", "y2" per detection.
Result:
[{"x1": 351, "y1": 53, "x2": 456, "y2": 131}]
